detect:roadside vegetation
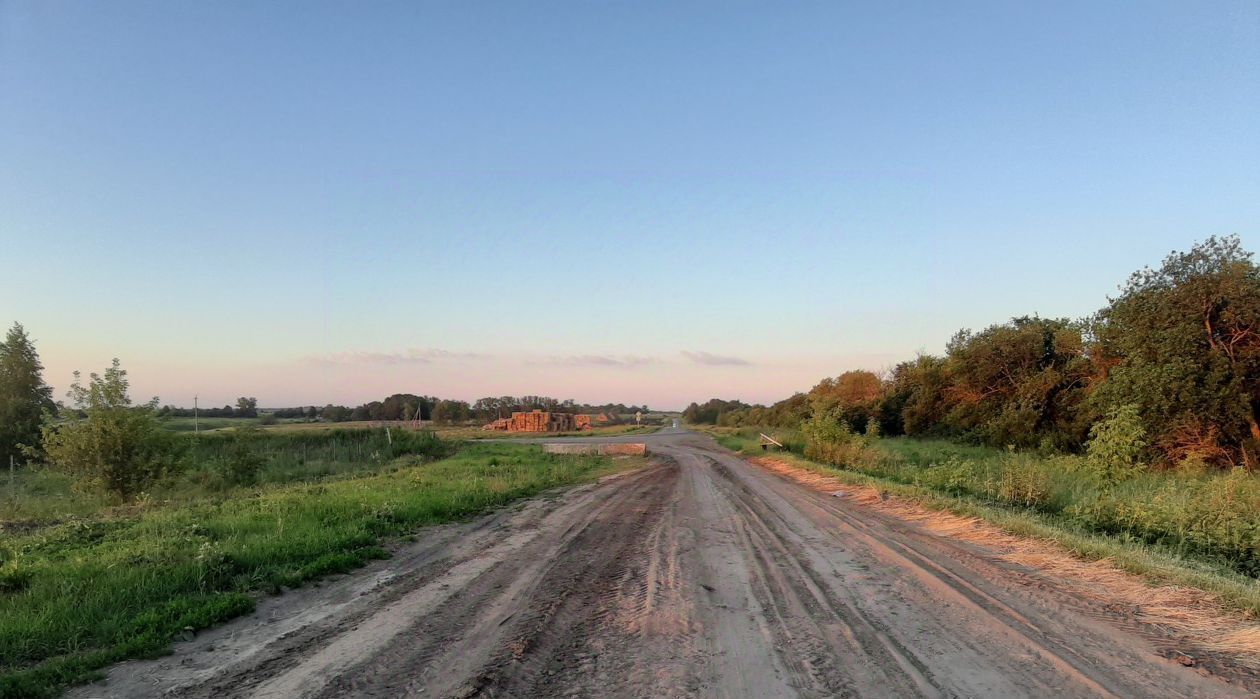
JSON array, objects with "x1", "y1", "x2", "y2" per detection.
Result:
[
  {"x1": 704, "y1": 425, "x2": 1260, "y2": 615},
  {"x1": 0, "y1": 331, "x2": 644, "y2": 698},
  {"x1": 691, "y1": 236, "x2": 1260, "y2": 595},
  {"x1": 0, "y1": 440, "x2": 634, "y2": 698}
]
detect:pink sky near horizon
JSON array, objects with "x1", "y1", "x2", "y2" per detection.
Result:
[{"x1": 33, "y1": 345, "x2": 906, "y2": 412}]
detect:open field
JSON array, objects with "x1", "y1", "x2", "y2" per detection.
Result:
[
  {"x1": 0, "y1": 439, "x2": 638, "y2": 698},
  {"x1": 158, "y1": 417, "x2": 261, "y2": 432},
  {"x1": 56, "y1": 429, "x2": 1260, "y2": 698}
]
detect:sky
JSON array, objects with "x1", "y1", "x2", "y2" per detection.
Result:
[{"x1": 2, "y1": 1, "x2": 1258, "y2": 410}]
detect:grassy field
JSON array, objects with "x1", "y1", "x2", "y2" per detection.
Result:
[
  {"x1": 158, "y1": 416, "x2": 260, "y2": 432},
  {"x1": 0, "y1": 438, "x2": 640, "y2": 698},
  {"x1": 698, "y1": 425, "x2": 1260, "y2": 615}
]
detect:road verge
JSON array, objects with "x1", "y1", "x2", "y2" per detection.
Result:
[{"x1": 738, "y1": 449, "x2": 1260, "y2": 676}]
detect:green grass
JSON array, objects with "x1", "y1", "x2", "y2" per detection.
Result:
[
  {"x1": 1, "y1": 429, "x2": 452, "y2": 527},
  {"x1": 0, "y1": 443, "x2": 638, "y2": 698},
  {"x1": 696, "y1": 425, "x2": 1260, "y2": 615},
  {"x1": 158, "y1": 417, "x2": 260, "y2": 432}
]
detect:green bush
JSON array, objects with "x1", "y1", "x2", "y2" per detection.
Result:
[
  {"x1": 40, "y1": 360, "x2": 183, "y2": 499},
  {"x1": 997, "y1": 454, "x2": 1053, "y2": 510},
  {"x1": 913, "y1": 456, "x2": 974, "y2": 495},
  {"x1": 1085, "y1": 404, "x2": 1148, "y2": 484}
]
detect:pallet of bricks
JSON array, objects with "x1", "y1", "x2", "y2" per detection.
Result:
[{"x1": 509, "y1": 411, "x2": 544, "y2": 432}]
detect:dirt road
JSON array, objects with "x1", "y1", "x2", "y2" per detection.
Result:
[{"x1": 71, "y1": 429, "x2": 1258, "y2": 698}]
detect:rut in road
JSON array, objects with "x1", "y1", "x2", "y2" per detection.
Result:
[{"x1": 68, "y1": 430, "x2": 1260, "y2": 699}]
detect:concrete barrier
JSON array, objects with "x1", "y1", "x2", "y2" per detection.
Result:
[{"x1": 542, "y1": 443, "x2": 647, "y2": 456}]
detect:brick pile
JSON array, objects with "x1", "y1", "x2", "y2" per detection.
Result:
[{"x1": 482, "y1": 410, "x2": 581, "y2": 432}]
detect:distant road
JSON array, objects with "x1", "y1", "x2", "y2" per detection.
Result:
[{"x1": 71, "y1": 428, "x2": 1256, "y2": 698}]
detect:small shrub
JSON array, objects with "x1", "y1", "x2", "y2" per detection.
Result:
[
  {"x1": 914, "y1": 456, "x2": 974, "y2": 495},
  {"x1": 997, "y1": 455, "x2": 1052, "y2": 510},
  {"x1": 1085, "y1": 404, "x2": 1148, "y2": 484},
  {"x1": 215, "y1": 433, "x2": 266, "y2": 486},
  {"x1": 864, "y1": 416, "x2": 880, "y2": 439}
]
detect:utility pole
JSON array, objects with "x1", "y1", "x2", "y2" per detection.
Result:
[{"x1": 194, "y1": 395, "x2": 199, "y2": 435}]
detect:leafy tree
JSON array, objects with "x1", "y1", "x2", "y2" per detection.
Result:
[
  {"x1": 941, "y1": 316, "x2": 1096, "y2": 449},
  {"x1": 431, "y1": 399, "x2": 470, "y2": 424},
  {"x1": 885, "y1": 355, "x2": 951, "y2": 437},
  {"x1": 1094, "y1": 236, "x2": 1260, "y2": 466},
  {"x1": 682, "y1": 398, "x2": 750, "y2": 425},
  {"x1": 0, "y1": 322, "x2": 56, "y2": 465},
  {"x1": 807, "y1": 371, "x2": 884, "y2": 432},
  {"x1": 39, "y1": 359, "x2": 180, "y2": 497},
  {"x1": 320, "y1": 404, "x2": 351, "y2": 422},
  {"x1": 235, "y1": 396, "x2": 258, "y2": 417}
]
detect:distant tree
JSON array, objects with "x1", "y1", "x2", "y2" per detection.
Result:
[
  {"x1": 320, "y1": 404, "x2": 351, "y2": 422},
  {"x1": 432, "y1": 399, "x2": 470, "y2": 424},
  {"x1": 235, "y1": 397, "x2": 258, "y2": 417},
  {"x1": 0, "y1": 322, "x2": 56, "y2": 465},
  {"x1": 682, "y1": 398, "x2": 750, "y2": 425},
  {"x1": 39, "y1": 359, "x2": 179, "y2": 497},
  {"x1": 305, "y1": 406, "x2": 318, "y2": 419}
]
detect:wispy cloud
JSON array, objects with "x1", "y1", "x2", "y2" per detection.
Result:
[
  {"x1": 306, "y1": 348, "x2": 488, "y2": 366},
  {"x1": 682, "y1": 350, "x2": 751, "y2": 366},
  {"x1": 530, "y1": 354, "x2": 658, "y2": 368}
]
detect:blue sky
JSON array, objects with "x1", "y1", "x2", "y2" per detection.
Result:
[{"x1": 2, "y1": 1, "x2": 1257, "y2": 409}]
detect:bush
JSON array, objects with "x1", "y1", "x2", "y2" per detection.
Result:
[
  {"x1": 40, "y1": 360, "x2": 182, "y2": 499},
  {"x1": 214, "y1": 430, "x2": 267, "y2": 486},
  {"x1": 914, "y1": 456, "x2": 974, "y2": 495},
  {"x1": 802, "y1": 411, "x2": 859, "y2": 465},
  {"x1": 1085, "y1": 404, "x2": 1148, "y2": 484},
  {"x1": 997, "y1": 453, "x2": 1052, "y2": 510}
]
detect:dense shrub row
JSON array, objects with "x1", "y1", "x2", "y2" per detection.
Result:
[{"x1": 705, "y1": 236, "x2": 1260, "y2": 469}]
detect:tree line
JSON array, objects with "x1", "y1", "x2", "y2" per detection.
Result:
[
  {"x1": 227, "y1": 396, "x2": 648, "y2": 425},
  {"x1": 158, "y1": 397, "x2": 259, "y2": 418},
  {"x1": 0, "y1": 321, "x2": 651, "y2": 477},
  {"x1": 693, "y1": 236, "x2": 1260, "y2": 469}
]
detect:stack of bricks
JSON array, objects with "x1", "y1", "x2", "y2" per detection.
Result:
[{"x1": 483, "y1": 411, "x2": 583, "y2": 432}]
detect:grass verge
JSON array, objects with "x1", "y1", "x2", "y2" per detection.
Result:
[{"x1": 0, "y1": 443, "x2": 640, "y2": 699}]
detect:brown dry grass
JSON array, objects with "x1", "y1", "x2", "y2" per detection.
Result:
[{"x1": 751, "y1": 456, "x2": 1260, "y2": 669}]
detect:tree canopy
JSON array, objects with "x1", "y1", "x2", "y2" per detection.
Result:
[{"x1": 0, "y1": 322, "x2": 55, "y2": 465}]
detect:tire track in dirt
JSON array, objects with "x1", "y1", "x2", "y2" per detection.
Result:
[{"x1": 68, "y1": 429, "x2": 1259, "y2": 698}]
